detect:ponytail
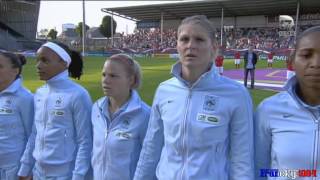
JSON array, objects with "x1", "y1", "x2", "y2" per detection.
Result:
[{"x1": 68, "y1": 50, "x2": 83, "y2": 80}]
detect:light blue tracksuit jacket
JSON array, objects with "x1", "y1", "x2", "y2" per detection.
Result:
[
  {"x1": 134, "y1": 62, "x2": 254, "y2": 180},
  {"x1": 91, "y1": 90, "x2": 150, "y2": 180},
  {"x1": 255, "y1": 76, "x2": 320, "y2": 180},
  {"x1": 0, "y1": 78, "x2": 33, "y2": 179},
  {"x1": 18, "y1": 70, "x2": 92, "y2": 180}
]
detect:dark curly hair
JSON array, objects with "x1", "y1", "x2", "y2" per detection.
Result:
[
  {"x1": 0, "y1": 51, "x2": 26, "y2": 79},
  {"x1": 49, "y1": 41, "x2": 83, "y2": 80}
]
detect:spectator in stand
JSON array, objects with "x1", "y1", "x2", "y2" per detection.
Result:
[
  {"x1": 115, "y1": 26, "x2": 308, "y2": 52},
  {"x1": 243, "y1": 45, "x2": 258, "y2": 89},
  {"x1": 255, "y1": 25, "x2": 320, "y2": 179},
  {"x1": 234, "y1": 50, "x2": 241, "y2": 69},
  {"x1": 215, "y1": 49, "x2": 224, "y2": 75},
  {"x1": 267, "y1": 51, "x2": 274, "y2": 68},
  {"x1": 0, "y1": 52, "x2": 33, "y2": 180},
  {"x1": 286, "y1": 50, "x2": 295, "y2": 80}
]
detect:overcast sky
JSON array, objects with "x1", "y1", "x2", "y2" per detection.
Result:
[{"x1": 37, "y1": 1, "x2": 185, "y2": 35}]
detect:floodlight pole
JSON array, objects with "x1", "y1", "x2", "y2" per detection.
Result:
[
  {"x1": 220, "y1": 7, "x2": 224, "y2": 47},
  {"x1": 111, "y1": 13, "x2": 114, "y2": 48},
  {"x1": 82, "y1": 0, "x2": 86, "y2": 57},
  {"x1": 161, "y1": 12, "x2": 164, "y2": 45},
  {"x1": 126, "y1": 24, "x2": 128, "y2": 36},
  {"x1": 294, "y1": 0, "x2": 300, "y2": 42}
]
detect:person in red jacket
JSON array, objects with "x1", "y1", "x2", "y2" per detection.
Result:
[
  {"x1": 234, "y1": 51, "x2": 241, "y2": 69},
  {"x1": 286, "y1": 50, "x2": 295, "y2": 80},
  {"x1": 215, "y1": 51, "x2": 224, "y2": 75},
  {"x1": 267, "y1": 52, "x2": 274, "y2": 68}
]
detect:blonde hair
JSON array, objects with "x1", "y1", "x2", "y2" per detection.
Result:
[
  {"x1": 178, "y1": 15, "x2": 216, "y2": 44},
  {"x1": 107, "y1": 54, "x2": 142, "y2": 89},
  {"x1": 177, "y1": 15, "x2": 217, "y2": 58}
]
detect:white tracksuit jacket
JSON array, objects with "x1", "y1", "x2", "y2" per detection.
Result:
[
  {"x1": 91, "y1": 90, "x2": 150, "y2": 180},
  {"x1": 255, "y1": 76, "x2": 320, "y2": 180},
  {"x1": 18, "y1": 70, "x2": 92, "y2": 180},
  {"x1": 134, "y1": 62, "x2": 254, "y2": 180}
]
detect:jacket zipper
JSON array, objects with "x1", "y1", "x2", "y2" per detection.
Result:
[
  {"x1": 41, "y1": 99, "x2": 47, "y2": 152},
  {"x1": 98, "y1": 101, "x2": 109, "y2": 179},
  {"x1": 99, "y1": 100, "x2": 120, "y2": 179},
  {"x1": 41, "y1": 89, "x2": 50, "y2": 175},
  {"x1": 303, "y1": 108, "x2": 319, "y2": 180},
  {"x1": 64, "y1": 130, "x2": 67, "y2": 156},
  {"x1": 312, "y1": 118, "x2": 319, "y2": 180},
  {"x1": 180, "y1": 90, "x2": 192, "y2": 180},
  {"x1": 103, "y1": 126, "x2": 108, "y2": 179}
]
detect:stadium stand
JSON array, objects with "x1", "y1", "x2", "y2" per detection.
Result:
[
  {"x1": 97, "y1": 0, "x2": 320, "y2": 55},
  {"x1": 1, "y1": 0, "x2": 320, "y2": 54},
  {"x1": 0, "y1": 0, "x2": 41, "y2": 51},
  {"x1": 78, "y1": 25, "x2": 314, "y2": 54}
]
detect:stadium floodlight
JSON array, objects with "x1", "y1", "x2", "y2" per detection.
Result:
[{"x1": 279, "y1": 15, "x2": 295, "y2": 30}]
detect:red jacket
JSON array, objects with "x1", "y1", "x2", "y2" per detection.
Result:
[
  {"x1": 287, "y1": 59, "x2": 294, "y2": 70},
  {"x1": 235, "y1": 52, "x2": 240, "y2": 59},
  {"x1": 215, "y1": 55, "x2": 224, "y2": 67}
]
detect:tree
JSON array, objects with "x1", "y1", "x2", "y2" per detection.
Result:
[
  {"x1": 39, "y1": 28, "x2": 49, "y2": 37},
  {"x1": 99, "y1": 15, "x2": 117, "y2": 38},
  {"x1": 76, "y1": 22, "x2": 90, "y2": 37},
  {"x1": 47, "y1": 29, "x2": 58, "y2": 39}
]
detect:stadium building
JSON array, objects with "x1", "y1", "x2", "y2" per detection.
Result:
[
  {"x1": 0, "y1": 0, "x2": 41, "y2": 51},
  {"x1": 102, "y1": 0, "x2": 320, "y2": 31},
  {"x1": 101, "y1": 0, "x2": 320, "y2": 52}
]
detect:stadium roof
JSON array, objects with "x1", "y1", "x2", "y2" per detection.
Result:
[{"x1": 101, "y1": 0, "x2": 320, "y2": 21}]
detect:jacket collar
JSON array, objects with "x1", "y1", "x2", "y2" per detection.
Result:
[
  {"x1": 0, "y1": 78, "x2": 22, "y2": 95},
  {"x1": 171, "y1": 61, "x2": 218, "y2": 89},
  {"x1": 123, "y1": 90, "x2": 142, "y2": 113},
  {"x1": 98, "y1": 90, "x2": 142, "y2": 116},
  {"x1": 284, "y1": 75, "x2": 320, "y2": 110},
  {"x1": 283, "y1": 74, "x2": 297, "y2": 93},
  {"x1": 47, "y1": 70, "x2": 70, "y2": 89}
]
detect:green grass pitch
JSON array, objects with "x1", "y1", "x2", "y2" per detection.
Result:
[{"x1": 22, "y1": 56, "x2": 285, "y2": 107}]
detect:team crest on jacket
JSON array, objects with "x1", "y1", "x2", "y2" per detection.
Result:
[
  {"x1": 0, "y1": 98, "x2": 13, "y2": 114},
  {"x1": 203, "y1": 95, "x2": 218, "y2": 111},
  {"x1": 3, "y1": 98, "x2": 13, "y2": 108},
  {"x1": 5, "y1": 99, "x2": 12, "y2": 105},
  {"x1": 55, "y1": 97, "x2": 63, "y2": 107}
]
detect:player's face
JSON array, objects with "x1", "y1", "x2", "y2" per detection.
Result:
[
  {"x1": 293, "y1": 31, "x2": 320, "y2": 90},
  {"x1": 0, "y1": 54, "x2": 18, "y2": 90},
  {"x1": 177, "y1": 24, "x2": 215, "y2": 70},
  {"x1": 101, "y1": 60, "x2": 133, "y2": 99},
  {"x1": 36, "y1": 47, "x2": 67, "y2": 81}
]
